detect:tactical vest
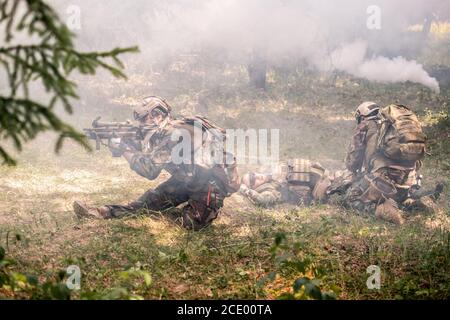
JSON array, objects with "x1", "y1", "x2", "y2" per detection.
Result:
[
  {"x1": 284, "y1": 159, "x2": 326, "y2": 188},
  {"x1": 144, "y1": 116, "x2": 239, "y2": 194},
  {"x1": 178, "y1": 116, "x2": 240, "y2": 194}
]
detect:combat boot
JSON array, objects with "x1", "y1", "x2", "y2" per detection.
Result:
[
  {"x1": 407, "y1": 196, "x2": 440, "y2": 215},
  {"x1": 375, "y1": 198, "x2": 405, "y2": 225},
  {"x1": 409, "y1": 183, "x2": 444, "y2": 201},
  {"x1": 73, "y1": 201, "x2": 111, "y2": 219}
]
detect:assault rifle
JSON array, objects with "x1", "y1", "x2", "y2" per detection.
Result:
[{"x1": 83, "y1": 117, "x2": 157, "y2": 156}]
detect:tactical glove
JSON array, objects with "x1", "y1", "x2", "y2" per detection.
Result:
[
  {"x1": 239, "y1": 184, "x2": 251, "y2": 196},
  {"x1": 108, "y1": 138, "x2": 134, "y2": 157}
]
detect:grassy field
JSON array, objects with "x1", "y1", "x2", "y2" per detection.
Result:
[{"x1": 1, "y1": 66, "x2": 449, "y2": 299}]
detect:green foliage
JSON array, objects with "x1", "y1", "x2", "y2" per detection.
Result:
[
  {"x1": 0, "y1": 246, "x2": 152, "y2": 300},
  {"x1": 0, "y1": 0, "x2": 138, "y2": 165},
  {"x1": 81, "y1": 263, "x2": 152, "y2": 300},
  {"x1": 438, "y1": 103, "x2": 450, "y2": 129},
  {"x1": 423, "y1": 104, "x2": 450, "y2": 166},
  {"x1": 0, "y1": 245, "x2": 71, "y2": 299},
  {"x1": 260, "y1": 233, "x2": 337, "y2": 300}
]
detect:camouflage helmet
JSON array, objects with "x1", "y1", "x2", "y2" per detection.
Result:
[
  {"x1": 133, "y1": 96, "x2": 172, "y2": 122},
  {"x1": 355, "y1": 102, "x2": 380, "y2": 122}
]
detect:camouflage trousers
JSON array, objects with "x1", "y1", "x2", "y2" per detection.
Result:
[
  {"x1": 105, "y1": 177, "x2": 226, "y2": 230},
  {"x1": 342, "y1": 167, "x2": 413, "y2": 213}
]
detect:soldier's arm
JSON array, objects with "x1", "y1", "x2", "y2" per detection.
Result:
[
  {"x1": 246, "y1": 189, "x2": 282, "y2": 207},
  {"x1": 345, "y1": 123, "x2": 367, "y2": 173},
  {"x1": 123, "y1": 146, "x2": 171, "y2": 180},
  {"x1": 122, "y1": 130, "x2": 179, "y2": 180}
]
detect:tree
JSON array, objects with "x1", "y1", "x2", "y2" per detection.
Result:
[
  {"x1": 0, "y1": 0, "x2": 138, "y2": 165},
  {"x1": 248, "y1": 49, "x2": 267, "y2": 91}
]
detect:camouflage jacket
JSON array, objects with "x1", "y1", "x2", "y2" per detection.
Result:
[
  {"x1": 246, "y1": 181, "x2": 284, "y2": 207},
  {"x1": 246, "y1": 181, "x2": 314, "y2": 207},
  {"x1": 345, "y1": 119, "x2": 419, "y2": 188},
  {"x1": 129, "y1": 117, "x2": 240, "y2": 195},
  {"x1": 345, "y1": 119, "x2": 380, "y2": 174}
]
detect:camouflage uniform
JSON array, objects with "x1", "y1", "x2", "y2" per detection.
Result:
[
  {"x1": 342, "y1": 114, "x2": 420, "y2": 222},
  {"x1": 106, "y1": 116, "x2": 240, "y2": 230},
  {"x1": 243, "y1": 159, "x2": 327, "y2": 207},
  {"x1": 244, "y1": 181, "x2": 313, "y2": 207}
]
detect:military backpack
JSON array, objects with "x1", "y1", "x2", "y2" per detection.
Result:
[
  {"x1": 285, "y1": 159, "x2": 326, "y2": 187},
  {"x1": 376, "y1": 105, "x2": 426, "y2": 163}
]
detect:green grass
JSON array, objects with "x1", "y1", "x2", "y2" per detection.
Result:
[{"x1": 1, "y1": 66, "x2": 450, "y2": 300}]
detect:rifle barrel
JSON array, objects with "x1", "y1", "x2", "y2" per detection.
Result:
[{"x1": 93, "y1": 123, "x2": 135, "y2": 128}]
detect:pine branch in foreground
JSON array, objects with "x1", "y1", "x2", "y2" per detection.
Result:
[{"x1": 0, "y1": 0, "x2": 139, "y2": 165}]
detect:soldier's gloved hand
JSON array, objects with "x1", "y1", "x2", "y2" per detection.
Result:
[
  {"x1": 239, "y1": 184, "x2": 253, "y2": 197},
  {"x1": 239, "y1": 184, "x2": 250, "y2": 196},
  {"x1": 109, "y1": 138, "x2": 126, "y2": 157}
]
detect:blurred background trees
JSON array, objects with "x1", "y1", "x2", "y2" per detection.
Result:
[{"x1": 0, "y1": 0, "x2": 137, "y2": 165}]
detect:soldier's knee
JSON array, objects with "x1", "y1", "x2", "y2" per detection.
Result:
[{"x1": 180, "y1": 198, "x2": 222, "y2": 231}]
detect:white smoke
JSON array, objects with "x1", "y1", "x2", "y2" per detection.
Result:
[
  {"x1": 49, "y1": 0, "x2": 445, "y2": 93},
  {"x1": 327, "y1": 40, "x2": 440, "y2": 93},
  {"x1": 144, "y1": 1, "x2": 441, "y2": 92}
]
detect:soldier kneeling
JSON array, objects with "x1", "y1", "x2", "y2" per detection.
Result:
[
  {"x1": 73, "y1": 96, "x2": 240, "y2": 231},
  {"x1": 339, "y1": 102, "x2": 443, "y2": 225}
]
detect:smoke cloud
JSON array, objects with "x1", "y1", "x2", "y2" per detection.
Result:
[
  {"x1": 48, "y1": 0, "x2": 450, "y2": 93},
  {"x1": 328, "y1": 40, "x2": 440, "y2": 93}
]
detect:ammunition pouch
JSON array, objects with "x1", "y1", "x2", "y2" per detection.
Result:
[
  {"x1": 360, "y1": 173, "x2": 397, "y2": 203},
  {"x1": 286, "y1": 159, "x2": 325, "y2": 187},
  {"x1": 182, "y1": 199, "x2": 222, "y2": 231}
]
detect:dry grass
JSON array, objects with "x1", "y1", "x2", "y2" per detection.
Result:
[{"x1": 1, "y1": 63, "x2": 450, "y2": 299}]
